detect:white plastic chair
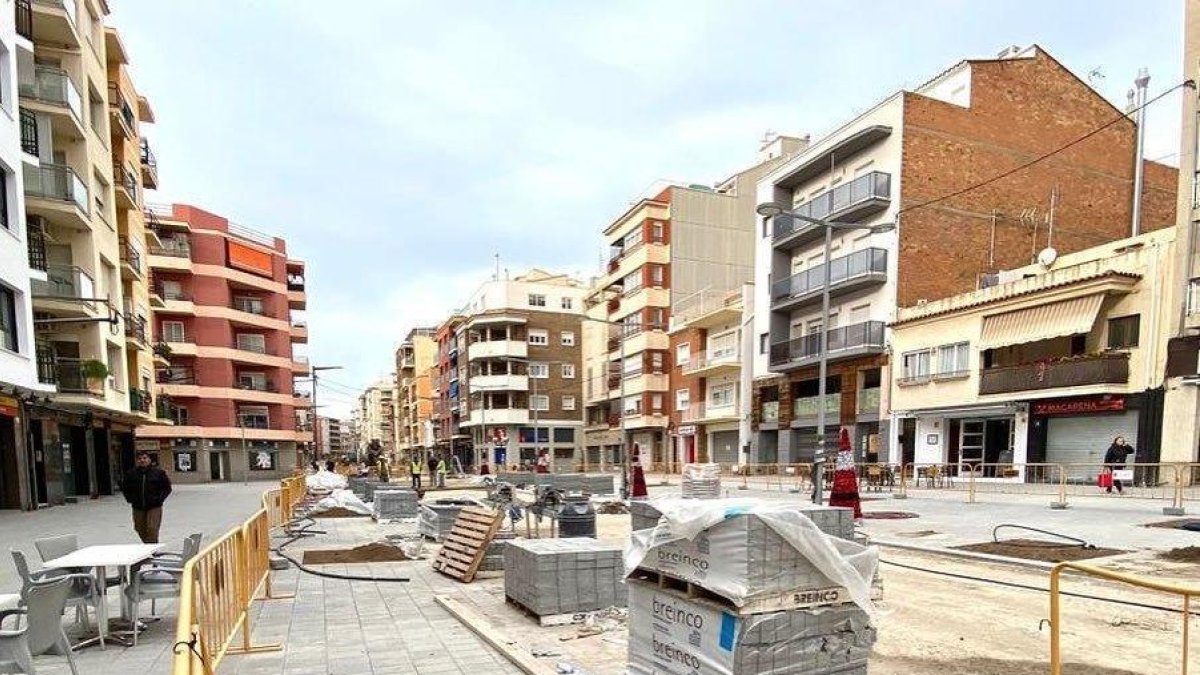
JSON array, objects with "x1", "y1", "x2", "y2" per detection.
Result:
[{"x1": 0, "y1": 577, "x2": 79, "y2": 675}]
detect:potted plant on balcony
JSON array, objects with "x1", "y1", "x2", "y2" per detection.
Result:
[
  {"x1": 153, "y1": 341, "x2": 172, "y2": 359},
  {"x1": 81, "y1": 359, "x2": 109, "y2": 384}
]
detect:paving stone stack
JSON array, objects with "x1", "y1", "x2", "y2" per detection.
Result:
[
  {"x1": 681, "y1": 463, "x2": 721, "y2": 499},
  {"x1": 362, "y1": 480, "x2": 388, "y2": 502},
  {"x1": 629, "y1": 499, "x2": 662, "y2": 531},
  {"x1": 478, "y1": 529, "x2": 515, "y2": 572},
  {"x1": 627, "y1": 503, "x2": 876, "y2": 675},
  {"x1": 419, "y1": 498, "x2": 482, "y2": 540},
  {"x1": 372, "y1": 489, "x2": 419, "y2": 520},
  {"x1": 504, "y1": 538, "x2": 626, "y2": 616},
  {"x1": 347, "y1": 476, "x2": 368, "y2": 499}
]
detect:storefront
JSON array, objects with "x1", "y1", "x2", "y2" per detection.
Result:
[
  {"x1": 898, "y1": 403, "x2": 1029, "y2": 479},
  {"x1": 1026, "y1": 392, "x2": 1163, "y2": 483},
  {"x1": 0, "y1": 395, "x2": 25, "y2": 509}
]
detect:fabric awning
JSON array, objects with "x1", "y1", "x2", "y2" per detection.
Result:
[{"x1": 979, "y1": 294, "x2": 1104, "y2": 349}]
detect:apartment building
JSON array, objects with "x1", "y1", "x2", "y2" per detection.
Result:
[
  {"x1": 584, "y1": 136, "x2": 806, "y2": 469},
  {"x1": 317, "y1": 416, "x2": 348, "y2": 457},
  {"x1": 356, "y1": 378, "x2": 394, "y2": 458},
  {"x1": 430, "y1": 314, "x2": 468, "y2": 464},
  {"x1": 1163, "y1": 0, "x2": 1200, "y2": 465},
  {"x1": 458, "y1": 269, "x2": 586, "y2": 471},
  {"x1": 134, "y1": 204, "x2": 311, "y2": 482},
  {"x1": 394, "y1": 326, "x2": 435, "y2": 459},
  {"x1": 752, "y1": 45, "x2": 1177, "y2": 465},
  {"x1": 891, "y1": 229, "x2": 1176, "y2": 480}
]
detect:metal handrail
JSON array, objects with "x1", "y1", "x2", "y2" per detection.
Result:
[{"x1": 771, "y1": 247, "x2": 888, "y2": 301}]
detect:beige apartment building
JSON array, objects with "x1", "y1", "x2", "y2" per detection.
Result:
[
  {"x1": 395, "y1": 327, "x2": 436, "y2": 459},
  {"x1": 583, "y1": 136, "x2": 805, "y2": 469},
  {"x1": 890, "y1": 228, "x2": 1177, "y2": 483},
  {"x1": 356, "y1": 378, "x2": 394, "y2": 458}
]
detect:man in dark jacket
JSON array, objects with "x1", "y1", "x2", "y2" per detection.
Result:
[{"x1": 121, "y1": 451, "x2": 172, "y2": 543}]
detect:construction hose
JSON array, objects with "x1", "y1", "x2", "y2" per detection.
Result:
[
  {"x1": 271, "y1": 514, "x2": 411, "y2": 583},
  {"x1": 991, "y1": 524, "x2": 1094, "y2": 549}
]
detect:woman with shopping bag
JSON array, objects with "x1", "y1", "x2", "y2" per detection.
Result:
[{"x1": 1101, "y1": 436, "x2": 1135, "y2": 495}]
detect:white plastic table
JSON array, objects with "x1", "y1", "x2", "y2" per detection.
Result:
[{"x1": 43, "y1": 544, "x2": 161, "y2": 647}]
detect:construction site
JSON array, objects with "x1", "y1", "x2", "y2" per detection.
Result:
[{"x1": 147, "y1": 461, "x2": 1200, "y2": 675}]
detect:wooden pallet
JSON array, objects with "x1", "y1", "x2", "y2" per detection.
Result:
[{"x1": 431, "y1": 506, "x2": 504, "y2": 583}]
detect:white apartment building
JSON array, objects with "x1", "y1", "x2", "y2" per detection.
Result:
[{"x1": 356, "y1": 378, "x2": 394, "y2": 457}]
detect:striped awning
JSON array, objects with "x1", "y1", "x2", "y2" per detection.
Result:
[{"x1": 979, "y1": 294, "x2": 1105, "y2": 349}]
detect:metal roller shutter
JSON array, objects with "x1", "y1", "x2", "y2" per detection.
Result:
[
  {"x1": 710, "y1": 431, "x2": 739, "y2": 464},
  {"x1": 1046, "y1": 411, "x2": 1138, "y2": 483}
]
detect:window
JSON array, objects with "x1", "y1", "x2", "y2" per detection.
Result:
[
  {"x1": 650, "y1": 394, "x2": 663, "y2": 412},
  {"x1": 528, "y1": 329, "x2": 548, "y2": 346},
  {"x1": 172, "y1": 406, "x2": 189, "y2": 426},
  {"x1": 162, "y1": 320, "x2": 186, "y2": 343},
  {"x1": 650, "y1": 265, "x2": 664, "y2": 286},
  {"x1": 237, "y1": 406, "x2": 270, "y2": 429},
  {"x1": 237, "y1": 333, "x2": 267, "y2": 354},
  {"x1": 710, "y1": 331, "x2": 737, "y2": 360},
  {"x1": 1188, "y1": 280, "x2": 1200, "y2": 316},
  {"x1": 675, "y1": 389, "x2": 690, "y2": 411},
  {"x1": 760, "y1": 333, "x2": 769, "y2": 354},
  {"x1": 651, "y1": 221, "x2": 664, "y2": 242},
  {"x1": 622, "y1": 270, "x2": 641, "y2": 292},
  {"x1": 0, "y1": 286, "x2": 17, "y2": 352},
  {"x1": 553, "y1": 427, "x2": 575, "y2": 443},
  {"x1": 650, "y1": 307, "x2": 666, "y2": 328},
  {"x1": 528, "y1": 294, "x2": 546, "y2": 307},
  {"x1": 901, "y1": 350, "x2": 931, "y2": 382},
  {"x1": 650, "y1": 351, "x2": 665, "y2": 373},
  {"x1": 0, "y1": 171, "x2": 8, "y2": 230},
  {"x1": 529, "y1": 362, "x2": 549, "y2": 379},
  {"x1": 936, "y1": 342, "x2": 970, "y2": 377},
  {"x1": 710, "y1": 385, "x2": 735, "y2": 408},
  {"x1": 1107, "y1": 315, "x2": 1140, "y2": 349},
  {"x1": 561, "y1": 297, "x2": 573, "y2": 310},
  {"x1": 675, "y1": 343, "x2": 690, "y2": 365},
  {"x1": 561, "y1": 363, "x2": 575, "y2": 379},
  {"x1": 530, "y1": 395, "x2": 550, "y2": 411},
  {"x1": 560, "y1": 330, "x2": 575, "y2": 346},
  {"x1": 238, "y1": 372, "x2": 267, "y2": 391},
  {"x1": 161, "y1": 279, "x2": 184, "y2": 300},
  {"x1": 562, "y1": 395, "x2": 576, "y2": 411},
  {"x1": 623, "y1": 396, "x2": 642, "y2": 415}
]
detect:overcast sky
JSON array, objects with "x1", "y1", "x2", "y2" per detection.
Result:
[{"x1": 112, "y1": 1, "x2": 1186, "y2": 417}]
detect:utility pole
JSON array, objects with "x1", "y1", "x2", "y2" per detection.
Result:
[{"x1": 310, "y1": 365, "x2": 343, "y2": 461}]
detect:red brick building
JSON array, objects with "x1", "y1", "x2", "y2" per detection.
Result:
[{"x1": 136, "y1": 204, "x2": 312, "y2": 481}]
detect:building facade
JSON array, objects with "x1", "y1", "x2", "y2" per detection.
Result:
[
  {"x1": 430, "y1": 314, "x2": 469, "y2": 465},
  {"x1": 395, "y1": 327, "x2": 435, "y2": 459},
  {"x1": 135, "y1": 204, "x2": 311, "y2": 482},
  {"x1": 752, "y1": 45, "x2": 1177, "y2": 466},
  {"x1": 458, "y1": 270, "x2": 586, "y2": 471},
  {"x1": 585, "y1": 136, "x2": 804, "y2": 470},
  {"x1": 318, "y1": 416, "x2": 348, "y2": 457},
  {"x1": 890, "y1": 229, "x2": 1176, "y2": 481},
  {"x1": 355, "y1": 378, "x2": 394, "y2": 458}
]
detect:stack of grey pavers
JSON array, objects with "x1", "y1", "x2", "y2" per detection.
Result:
[
  {"x1": 627, "y1": 502, "x2": 876, "y2": 674},
  {"x1": 479, "y1": 529, "x2": 514, "y2": 572},
  {"x1": 372, "y1": 488, "x2": 419, "y2": 520},
  {"x1": 680, "y1": 463, "x2": 722, "y2": 498},
  {"x1": 347, "y1": 476, "x2": 368, "y2": 500},
  {"x1": 362, "y1": 479, "x2": 389, "y2": 503},
  {"x1": 497, "y1": 472, "x2": 617, "y2": 495},
  {"x1": 504, "y1": 538, "x2": 625, "y2": 617},
  {"x1": 628, "y1": 499, "x2": 662, "y2": 531},
  {"x1": 418, "y1": 498, "x2": 483, "y2": 540}
]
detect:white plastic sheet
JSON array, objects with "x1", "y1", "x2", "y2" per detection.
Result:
[
  {"x1": 683, "y1": 463, "x2": 721, "y2": 480},
  {"x1": 624, "y1": 498, "x2": 878, "y2": 617},
  {"x1": 305, "y1": 469, "x2": 347, "y2": 491},
  {"x1": 312, "y1": 488, "x2": 371, "y2": 515}
]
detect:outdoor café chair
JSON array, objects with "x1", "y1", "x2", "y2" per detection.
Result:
[
  {"x1": 150, "y1": 534, "x2": 202, "y2": 571},
  {"x1": 10, "y1": 551, "x2": 101, "y2": 647},
  {"x1": 123, "y1": 564, "x2": 183, "y2": 646},
  {"x1": 34, "y1": 536, "x2": 121, "y2": 589},
  {"x1": 0, "y1": 577, "x2": 80, "y2": 675}
]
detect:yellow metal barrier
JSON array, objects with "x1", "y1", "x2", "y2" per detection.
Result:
[{"x1": 1050, "y1": 561, "x2": 1198, "y2": 675}]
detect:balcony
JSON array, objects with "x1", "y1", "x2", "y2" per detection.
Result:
[
  {"x1": 157, "y1": 287, "x2": 194, "y2": 315},
  {"x1": 978, "y1": 353, "x2": 1130, "y2": 396},
  {"x1": 681, "y1": 402, "x2": 738, "y2": 424},
  {"x1": 771, "y1": 248, "x2": 888, "y2": 312},
  {"x1": 107, "y1": 82, "x2": 136, "y2": 140},
  {"x1": 769, "y1": 320, "x2": 886, "y2": 371},
  {"x1": 15, "y1": 0, "x2": 32, "y2": 40},
  {"x1": 157, "y1": 366, "x2": 195, "y2": 385},
  {"x1": 291, "y1": 322, "x2": 308, "y2": 343},
  {"x1": 24, "y1": 164, "x2": 88, "y2": 228},
  {"x1": 26, "y1": 220, "x2": 46, "y2": 272},
  {"x1": 468, "y1": 339, "x2": 527, "y2": 361},
  {"x1": 236, "y1": 379, "x2": 278, "y2": 393},
  {"x1": 681, "y1": 351, "x2": 741, "y2": 377},
  {"x1": 112, "y1": 162, "x2": 138, "y2": 210},
  {"x1": 761, "y1": 400, "x2": 780, "y2": 425},
  {"x1": 139, "y1": 138, "x2": 158, "y2": 189},
  {"x1": 31, "y1": 264, "x2": 95, "y2": 311},
  {"x1": 291, "y1": 356, "x2": 310, "y2": 375},
  {"x1": 123, "y1": 314, "x2": 147, "y2": 346},
  {"x1": 792, "y1": 393, "x2": 841, "y2": 421},
  {"x1": 30, "y1": 0, "x2": 79, "y2": 47},
  {"x1": 857, "y1": 387, "x2": 881, "y2": 414},
  {"x1": 19, "y1": 109, "x2": 38, "y2": 156},
  {"x1": 233, "y1": 338, "x2": 269, "y2": 355},
  {"x1": 40, "y1": 357, "x2": 104, "y2": 396},
  {"x1": 19, "y1": 66, "x2": 83, "y2": 135},
  {"x1": 772, "y1": 172, "x2": 892, "y2": 250},
  {"x1": 129, "y1": 388, "x2": 152, "y2": 414},
  {"x1": 471, "y1": 373, "x2": 529, "y2": 391},
  {"x1": 119, "y1": 237, "x2": 143, "y2": 278},
  {"x1": 231, "y1": 297, "x2": 267, "y2": 316}
]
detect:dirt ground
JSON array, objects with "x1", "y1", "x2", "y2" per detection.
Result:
[
  {"x1": 301, "y1": 541, "x2": 411, "y2": 564},
  {"x1": 954, "y1": 538, "x2": 1126, "y2": 562},
  {"x1": 447, "y1": 513, "x2": 1199, "y2": 674}
]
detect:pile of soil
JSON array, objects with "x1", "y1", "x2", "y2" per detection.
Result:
[
  {"x1": 312, "y1": 507, "x2": 370, "y2": 518},
  {"x1": 954, "y1": 539, "x2": 1125, "y2": 563},
  {"x1": 1158, "y1": 546, "x2": 1200, "y2": 563},
  {"x1": 862, "y1": 511, "x2": 919, "y2": 520},
  {"x1": 1143, "y1": 518, "x2": 1200, "y2": 531},
  {"x1": 302, "y1": 542, "x2": 411, "y2": 565}
]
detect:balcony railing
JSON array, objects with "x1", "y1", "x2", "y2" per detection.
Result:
[
  {"x1": 43, "y1": 358, "x2": 104, "y2": 395},
  {"x1": 119, "y1": 237, "x2": 143, "y2": 274},
  {"x1": 19, "y1": 65, "x2": 83, "y2": 122},
  {"x1": 19, "y1": 109, "x2": 37, "y2": 155},
  {"x1": 793, "y1": 393, "x2": 841, "y2": 419},
  {"x1": 761, "y1": 400, "x2": 780, "y2": 424},
  {"x1": 769, "y1": 321, "x2": 886, "y2": 367},
  {"x1": 113, "y1": 162, "x2": 138, "y2": 203},
  {"x1": 236, "y1": 379, "x2": 277, "y2": 393},
  {"x1": 233, "y1": 339, "x2": 268, "y2": 354},
  {"x1": 107, "y1": 82, "x2": 136, "y2": 136},
  {"x1": 123, "y1": 315, "x2": 147, "y2": 344},
  {"x1": 26, "y1": 221, "x2": 47, "y2": 272},
  {"x1": 31, "y1": 263, "x2": 95, "y2": 303},
  {"x1": 157, "y1": 366, "x2": 195, "y2": 385},
  {"x1": 24, "y1": 163, "x2": 87, "y2": 212},
  {"x1": 772, "y1": 248, "x2": 888, "y2": 302},
  {"x1": 15, "y1": 0, "x2": 32, "y2": 40},
  {"x1": 157, "y1": 286, "x2": 191, "y2": 302},
  {"x1": 772, "y1": 172, "x2": 891, "y2": 244},
  {"x1": 682, "y1": 352, "x2": 740, "y2": 374},
  {"x1": 129, "y1": 388, "x2": 152, "y2": 413},
  {"x1": 978, "y1": 353, "x2": 1130, "y2": 395},
  {"x1": 232, "y1": 297, "x2": 266, "y2": 315},
  {"x1": 287, "y1": 275, "x2": 305, "y2": 292},
  {"x1": 150, "y1": 239, "x2": 191, "y2": 258},
  {"x1": 236, "y1": 416, "x2": 271, "y2": 430}
]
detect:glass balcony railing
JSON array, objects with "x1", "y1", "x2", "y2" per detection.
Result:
[
  {"x1": 772, "y1": 171, "x2": 891, "y2": 241},
  {"x1": 24, "y1": 163, "x2": 87, "y2": 212},
  {"x1": 793, "y1": 393, "x2": 841, "y2": 418},
  {"x1": 770, "y1": 321, "x2": 886, "y2": 367},
  {"x1": 31, "y1": 263, "x2": 94, "y2": 303},
  {"x1": 19, "y1": 65, "x2": 83, "y2": 122},
  {"x1": 772, "y1": 248, "x2": 888, "y2": 301},
  {"x1": 761, "y1": 400, "x2": 780, "y2": 424},
  {"x1": 857, "y1": 387, "x2": 881, "y2": 413}
]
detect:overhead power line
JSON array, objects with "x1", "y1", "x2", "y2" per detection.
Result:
[{"x1": 898, "y1": 79, "x2": 1193, "y2": 218}]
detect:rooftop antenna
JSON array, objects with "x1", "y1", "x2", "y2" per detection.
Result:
[
  {"x1": 1087, "y1": 68, "x2": 1105, "y2": 87},
  {"x1": 493, "y1": 253, "x2": 500, "y2": 281}
]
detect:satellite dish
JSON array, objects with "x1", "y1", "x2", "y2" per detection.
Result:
[{"x1": 1037, "y1": 247, "x2": 1058, "y2": 268}]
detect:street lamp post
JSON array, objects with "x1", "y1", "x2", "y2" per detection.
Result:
[{"x1": 756, "y1": 201, "x2": 894, "y2": 505}]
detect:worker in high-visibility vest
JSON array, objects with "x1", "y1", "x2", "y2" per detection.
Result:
[
  {"x1": 409, "y1": 456, "x2": 422, "y2": 490},
  {"x1": 377, "y1": 456, "x2": 390, "y2": 482},
  {"x1": 436, "y1": 455, "x2": 448, "y2": 488}
]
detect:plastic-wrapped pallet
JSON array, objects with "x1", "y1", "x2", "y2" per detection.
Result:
[
  {"x1": 681, "y1": 463, "x2": 721, "y2": 499},
  {"x1": 418, "y1": 498, "x2": 482, "y2": 540},
  {"x1": 629, "y1": 499, "x2": 663, "y2": 532},
  {"x1": 504, "y1": 538, "x2": 626, "y2": 616},
  {"x1": 626, "y1": 579, "x2": 874, "y2": 675},
  {"x1": 372, "y1": 489, "x2": 419, "y2": 520}
]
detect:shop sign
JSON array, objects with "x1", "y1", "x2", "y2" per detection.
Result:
[
  {"x1": 1032, "y1": 396, "x2": 1125, "y2": 416},
  {"x1": 0, "y1": 395, "x2": 18, "y2": 418},
  {"x1": 677, "y1": 425, "x2": 697, "y2": 436}
]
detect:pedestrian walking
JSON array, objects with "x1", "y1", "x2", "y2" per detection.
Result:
[
  {"x1": 436, "y1": 455, "x2": 448, "y2": 488},
  {"x1": 121, "y1": 451, "x2": 172, "y2": 544},
  {"x1": 427, "y1": 454, "x2": 439, "y2": 485},
  {"x1": 535, "y1": 451, "x2": 550, "y2": 474},
  {"x1": 410, "y1": 455, "x2": 423, "y2": 489},
  {"x1": 1101, "y1": 436, "x2": 1135, "y2": 495}
]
